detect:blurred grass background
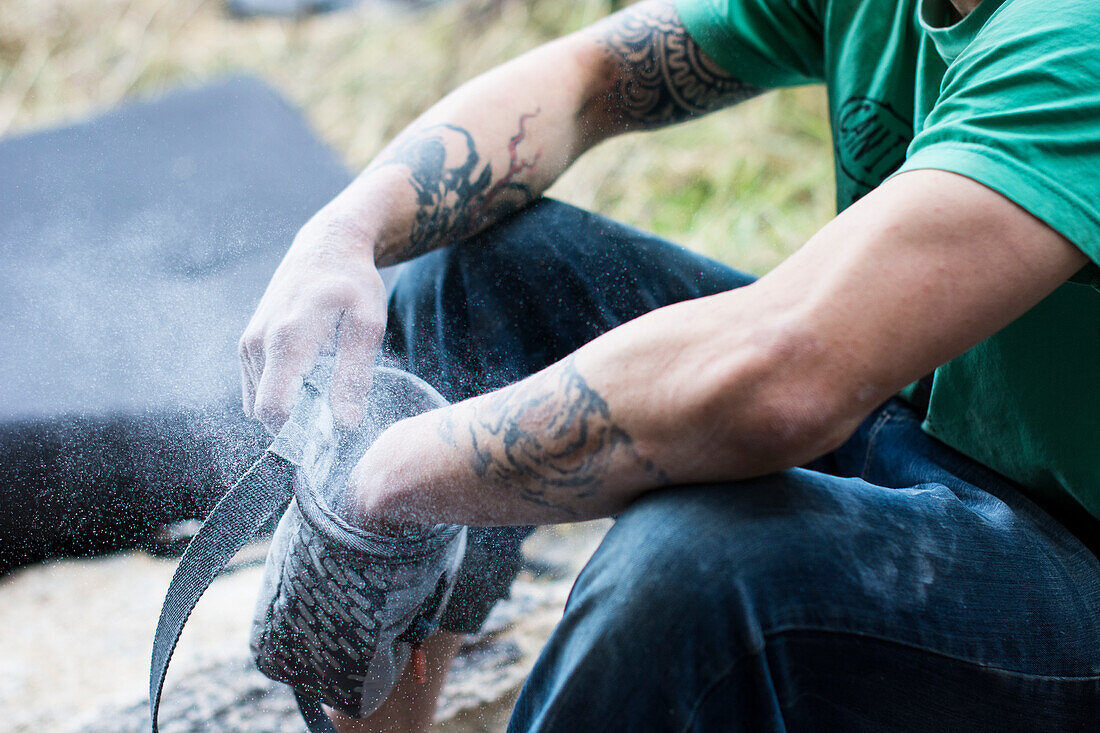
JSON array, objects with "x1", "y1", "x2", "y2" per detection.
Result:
[{"x1": 0, "y1": 0, "x2": 834, "y2": 273}]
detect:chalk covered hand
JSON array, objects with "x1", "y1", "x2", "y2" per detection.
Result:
[{"x1": 239, "y1": 214, "x2": 387, "y2": 434}]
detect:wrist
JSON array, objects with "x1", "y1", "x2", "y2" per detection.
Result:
[
  {"x1": 349, "y1": 413, "x2": 449, "y2": 532},
  {"x1": 300, "y1": 201, "x2": 381, "y2": 263},
  {"x1": 347, "y1": 422, "x2": 410, "y2": 534},
  {"x1": 320, "y1": 165, "x2": 421, "y2": 265}
]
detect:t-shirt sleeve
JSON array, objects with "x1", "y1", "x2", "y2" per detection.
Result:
[
  {"x1": 897, "y1": 0, "x2": 1100, "y2": 267},
  {"x1": 674, "y1": 0, "x2": 826, "y2": 88}
]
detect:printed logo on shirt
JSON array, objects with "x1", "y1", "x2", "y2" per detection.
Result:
[{"x1": 835, "y1": 96, "x2": 912, "y2": 207}]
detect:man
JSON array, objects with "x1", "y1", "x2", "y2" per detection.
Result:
[{"x1": 239, "y1": 0, "x2": 1100, "y2": 729}]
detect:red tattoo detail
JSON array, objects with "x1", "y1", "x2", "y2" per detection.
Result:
[{"x1": 469, "y1": 110, "x2": 542, "y2": 224}]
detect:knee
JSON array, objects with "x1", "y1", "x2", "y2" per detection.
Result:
[
  {"x1": 384, "y1": 200, "x2": 611, "y2": 396},
  {"x1": 390, "y1": 199, "x2": 573, "y2": 302},
  {"x1": 386, "y1": 201, "x2": 572, "y2": 349},
  {"x1": 568, "y1": 485, "x2": 768, "y2": 654},
  {"x1": 567, "y1": 474, "x2": 860, "y2": 652}
]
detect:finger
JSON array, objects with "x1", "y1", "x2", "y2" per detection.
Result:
[
  {"x1": 253, "y1": 327, "x2": 322, "y2": 434},
  {"x1": 238, "y1": 333, "x2": 262, "y2": 417},
  {"x1": 239, "y1": 360, "x2": 256, "y2": 417},
  {"x1": 330, "y1": 304, "x2": 385, "y2": 430}
]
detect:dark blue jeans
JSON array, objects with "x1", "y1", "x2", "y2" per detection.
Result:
[{"x1": 385, "y1": 199, "x2": 1100, "y2": 731}]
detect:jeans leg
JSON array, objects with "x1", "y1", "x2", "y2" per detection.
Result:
[
  {"x1": 382, "y1": 198, "x2": 752, "y2": 633},
  {"x1": 508, "y1": 421, "x2": 1100, "y2": 732}
]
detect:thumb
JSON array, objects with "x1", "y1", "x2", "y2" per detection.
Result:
[{"x1": 330, "y1": 303, "x2": 386, "y2": 429}]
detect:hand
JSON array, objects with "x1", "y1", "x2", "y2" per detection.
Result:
[
  {"x1": 345, "y1": 417, "x2": 431, "y2": 535},
  {"x1": 345, "y1": 410, "x2": 471, "y2": 532},
  {"x1": 239, "y1": 215, "x2": 387, "y2": 433}
]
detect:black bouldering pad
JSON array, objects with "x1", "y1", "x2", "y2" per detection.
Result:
[{"x1": 0, "y1": 76, "x2": 353, "y2": 573}]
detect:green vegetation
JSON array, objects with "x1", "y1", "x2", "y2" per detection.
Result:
[{"x1": 0, "y1": 0, "x2": 835, "y2": 272}]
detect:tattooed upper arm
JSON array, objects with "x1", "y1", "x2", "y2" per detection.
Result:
[
  {"x1": 596, "y1": 0, "x2": 764, "y2": 128},
  {"x1": 363, "y1": 0, "x2": 757, "y2": 264}
]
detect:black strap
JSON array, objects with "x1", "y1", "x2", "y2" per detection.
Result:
[
  {"x1": 148, "y1": 450, "x2": 295, "y2": 732},
  {"x1": 149, "y1": 359, "x2": 389, "y2": 732}
]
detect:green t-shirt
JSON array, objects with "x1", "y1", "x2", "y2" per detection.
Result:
[{"x1": 676, "y1": 0, "x2": 1100, "y2": 526}]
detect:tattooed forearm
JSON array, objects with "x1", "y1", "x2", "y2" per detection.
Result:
[
  {"x1": 439, "y1": 357, "x2": 668, "y2": 515},
  {"x1": 599, "y1": 1, "x2": 763, "y2": 127},
  {"x1": 373, "y1": 111, "x2": 541, "y2": 261}
]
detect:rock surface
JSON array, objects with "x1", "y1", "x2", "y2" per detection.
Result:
[{"x1": 0, "y1": 522, "x2": 609, "y2": 733}]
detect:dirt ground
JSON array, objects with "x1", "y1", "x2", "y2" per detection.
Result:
[{"x1": 0, "y1": 522, "x2": 610, "y2": 732}]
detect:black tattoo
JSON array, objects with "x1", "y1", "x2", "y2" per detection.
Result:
[
  {"x1": 599, "y1": 1, "x2": 763, "y2": 126},
  {"x1": 440, "y1": 358, "x2": 668, "y2": 515},
  {"x1": 375, "y1": 112, "x2": 541, "y2": 260}
]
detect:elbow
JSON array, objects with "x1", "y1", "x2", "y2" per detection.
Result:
[
  {"x1": 558, "y1": 32, "x2": 634, "y2": 146},
  {"x1": 689, "y1": 323, "x2": 872, "y2": 479},
  {"x1": 731, "y1": 386, "x2": 859, "y2": 476}
]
